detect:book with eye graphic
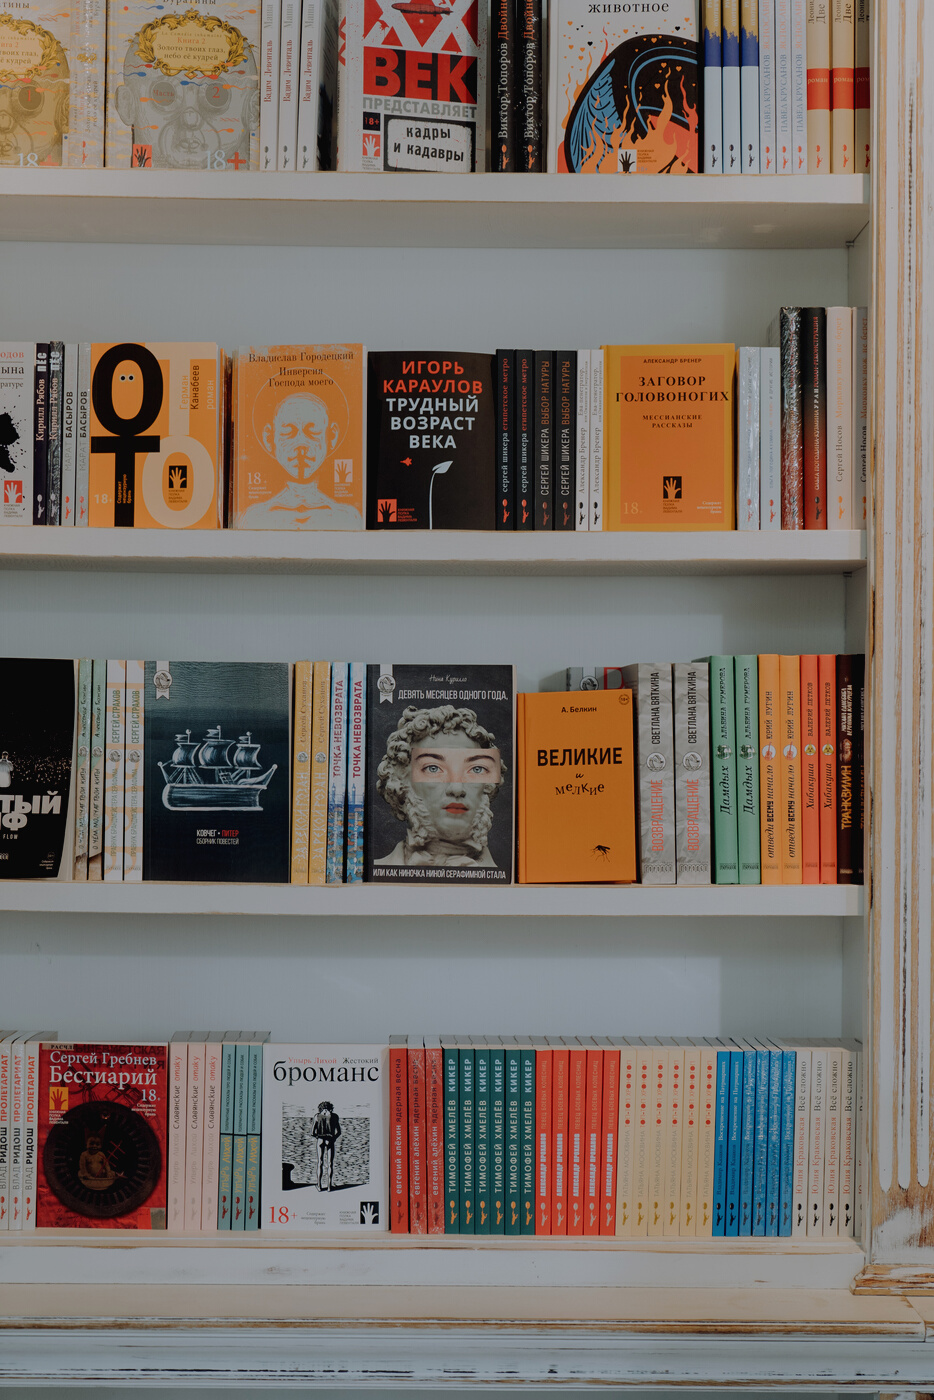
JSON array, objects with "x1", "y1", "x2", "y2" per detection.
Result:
[
  {"x1": 231, "y1": 345, "x2": 365, "y2": 531},
  {"x1": 0, "y1": 0, "x2": 103, "y2": 171},
  {"x1": 105, "y1": 0, "x2": 260, "y2": 170},
  {"x1": 364, "y1": 663, "x2": 514, "y2": 885}
]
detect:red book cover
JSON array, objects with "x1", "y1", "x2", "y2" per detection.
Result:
[
  {"x1": 801, "y1": 655, "x2": 820, "y2": 883},
  {"x1": 37, "y1": 1043, "x2": 167, "y2": 1229},
  {"x1": 549, "y1": 1038, "x2": 569, "y2": 1235},
  {"x1": 583, "y1": 1043, "x2": 603, "y2": 1236},
  {"x1": 566, "y1": 1040, "x2": 587, "y2": 1236},
  {"x1": 407, "y1": 1043, "x2": 427, "y2": 1234},
  {"x1": 424, "y1": 1037, "x2": 444, "y2": 1234},
  {"x1": 532, "y1": 1037, "x2": 552, "y2": 1235},
  {"x1": 388, "y1": 1036, "x2": 408, "y2": 1233},
  {"x1": 600, "y1": 1039, "x2": 621, "y2": 1235}
]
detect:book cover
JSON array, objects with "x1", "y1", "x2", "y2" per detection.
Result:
[
  {"x1": 105, "y1": 0, "x2": 259, "y2": 169},
  {"x1": 489, "y1": 1038, "x2": 505, "y2": 1233},
  {"x1": 308, "y1": 660, "x2": 331, "y2": 885},
  {"x1": 9, "y1": 1038, "x2": 24, "y2": 1230},
  {"x1": 88, "y1": 343, "x2": 221, "y2": 529},
  {"x1": 490, "y1": 0, "x2": 515, "y2": 171},
  {"x1": 575, "y1": 350, "x2": 591, "y2": 530},
  {"x1": 277, "y1": 0, "x2": 301, "y2": 169},
  {"x1": 840, "y1": 1043, "x2": 856, "y2": 1236},
  {"x1": 826, "y1": 307, "x2": 853, "y2": 528},
  {"x1": 778, "y1": 309, "x2": 805, "y2": 528},
  {"x1": 708, "y1": 656, "x2": 739, "y2": 884},
  {"x1": 473, "y1": 1038, "x2": 490, "y2": 1234},
  {"x1": 0, "y1": 2, "x2": 78, "y2": 169},
  {"x1": 0, "y1": 1033, "x2": 13, "y2": 1229},
  {"x1": 233, "y1": 345, "x2": 365, "y2": 530},
  {"x1": 801, "y1": 655, "x2": 820, "y2": 882},
  {"x1": 806, "y1": 0, "x2": 831, "y2": 171},
  {"x1": 751, "y1": 1041, "x2": 769, "y2": 1235},
  {"x1": 703, "y1": 0, "x2": 722, "y2": 172},
  {"x1": 519, "y1": 1041, "x2": 535, "y2": 1233},
  {"x1": 758, "y1": 0, "x2": 776, "y2": 171},
  {"x1": 0, "y1": 345, "x2": 35, "y2": 525},
  {"x1": 494, "y1": 350, "x2": 515, "y2": 530},
  {"x1": 776, "y1": 0, "x2": 792, "y2": 170},
  {"x1": 36, "y1": 1042, "x2": 167, "y2": 1229},
  {"x1": 620, "y1": 663, "x2": 675, "y2": 885},
  {"x1": 740, "y1": 0, "x2": 760, "y2": 172},
  {"x1": 365, "y1": 663, "x2": 514, "y2": 883},
  {"x1": 388, "y1": 1034, "x2": 408, "y2": 1232},
  {"x1": 259, "y1": 0, "x2": 281, "y2": 170},
  {"x1": 326, "y1": 662, "x2": 348, "y2": 885},
  {"x1": 737, "y1": 1041, "x2": 756, "y2": 1234},
  {"x1": 216, "y1": 1038, "x2": 236, "y2": 1230},
  {"x1": 346, "y1": 662, "x2": 366, "y2": 884},
  {"x1": 261, "y1": 1044, "x2": 387, "y2": 1231},
  {"x1": 516, "y1": 349, "x2": 534, "y2": 531},
  {"x1": 75, "y1": 344, "x2": 90, "y2": 526},
  {"x1": 408, "y1": 1040, "x2": 427, "y2": 1234},
  {"x1": 533, "y1": 351, "x2": 554, "y2": 531},
  {"x1": 734, "y1": 654, "x2": 761, "y2": 884},
  {"x1": 554, "y1": 351, "x2": 576, "y2": 531},
  {"x1": 736, "y1": 347, "x2": 760, "y2": 530},
  {"x1": 823, "y1": 1045, "x2": 841, "y2": 1234},
  {"x1": 549, "y1": 1036, "x2": 569, "y2": 1235},
  {"x1": 673, "y1": 661, "x2": 711, "y2": 884},
  {"x1": 517, "y1": 0, "x2": 542, "y2": 170},
  {"x1": 807, "y1": 1048, "x2": 826, "y2": 1234},
  {"x1": 603, "y1": 344, "x2": 735, "y2": 530},
  {"x1": 711, "y1": 1045, "x2": 730, "y2": 1236},
  {"x1": 0, "y1": 658, "x2": 75, "y2": 880},
  {"x1": 758, "y1": 653, "x2": 781, "y2": 883},
  {"x1": 290, "y1": 661, "x2": 313, "y2": 884},
  {"x1": 787, "y1": 1043, "x2": 810, "y2": 1236},
  {"x1": 722, "y1": 0, "x2": 741, "y2": 173},
  {"x1": 566, "y1": 1039, "x2": 586, "y2": 1235},
  {"x1": 831, "y1": 0, "x2": 855, "y2": 171},
  {"x1": 779, "y1": 654, "x2": 802, "y2": 882},
  {"x1": 142, "y1": 661, "x2": 291, "y2": 884},
  {"x1": 424, "y1": 1036, "x2": 444, "y2": 1233},
  {"x1": 855, "y1": 653, "x2": 865, "y2": 882},
  {"x1": 835, "y1": 654, "x2": 856, "y2": 882},
  {"x1": 801, "y1": 307, "x2": 827, "y2": 529},
  {"x1": 778, "y1": 1046, "x2": 796, "y2": 1235}
]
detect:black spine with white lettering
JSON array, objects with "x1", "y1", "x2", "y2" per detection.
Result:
[
  {"x1": 515, "y1": 349, "x2": 534, "y2": 530},
  {"x1": 490, "y1": 0, "x2": 515, "y2": 170},
  {"x1": 517, "y1": 0, "x2": 543, "y2": 171},
  {"x1": 32, "y1": 343, "x2": 49, "y2": 525},
  {"x1": 46, "y1": 341, "x2": 64, "y2": 527},
  {"x1": 533, "y1": 350, "x2": 554, "y2": 530},
  {"x1": 495, "y1": 349, "x2": 515, "y2": 529},
  {"x1": 554, "y1": 350, "x2": 576, "y2": 531}
]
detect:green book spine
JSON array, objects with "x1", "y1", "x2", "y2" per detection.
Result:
[
  {"x1": 490, "y1": 1043, "x2": 506, "y2": 1234},
  {"x1": 231, "y1": 1134, "x2": 247, "y2": 1232},
  {"x1": 220, "y1": 1043, "x2": 236, "y2": 1135},
  {"x1": 504, "y1": 1041, "x2": 521, "y2": 1235},
  {"x1": 233, "y1": 1043, "x2": 249, "y2": 1136},
  {"x1": 734, "y1": 654, "x2": 761, "y2": 883},
  {"x1": 520, "y1": 1047, "x2": 536, "y2": 1234},
  {"x1": 459, "y1": 1045, "x2": 475, "y2": 1234},
  {"x1": 710, "y1": 655, "x2": 739, "y2": 883},
  {"x1": 247, "y1": 1044, "x2": 263, "y2": 1136},
  {"x1": 216, "y1": 1134, "x2": 233, "y2": 1230},
  {"x1": 245, "y1": 1135, "x2": 261, "y2": 1232},
  {"x1": 473, "y1": 1044, "x2": 491, "y2": 1234},
  {"x1": 443, "y1": 1043, "x2": 460, "y2": 1232}
]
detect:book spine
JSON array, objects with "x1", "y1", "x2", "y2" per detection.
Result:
[
  {"x1": 490, "y1": 1043, "x2": 506, "y2": 1233},
  {"x1": 826, "y1": 308, "x2": 854, "y2": 529},
  {"x1": 840, "y1": 1045, "x2": 856, "y2": 1237},
  {"x1": 575, "y1": 350, "x2": 591, "y2": 531},
  {"x1": 184, "y1": 1040, "x2": 206, "y2": 1232},
  {"x1": 516, "y1": 350, "x2": 534, "y2": 530},
  {"x1": 704, "y1": 0, "x2": 723, "y2": 171},
  {"x1": 9, "y1": 1044, "x2": 22, "y2": 1231},
  {"x1": 201, "y1": 1040, "x2": 222, "y2": 1234},
  {"x1": 806, "y1": 0, "x2": 831, "y2": 171},
  {"x1": 758, "y1": 0, "x2": 776, "y2": 171},
  {"x1": 710, "y1": 656, "x2": 739, "y2": 884},
  {"x1": 459, "y1": 1044, "x2": 475, "y2": 1233},
  {"x1": 345, "y1": 662, "x2": 366, "y2": 883},
  {"x1": 766, "y1": 1048, "x2": 783, "y2": 1236},
  {"x1": 791, "y1": 0, "x2": 808, "y2": 170},
  {"x1": 780, "y1": 308, "x2": 805, "y2": 528},
  {"x1": 807, "y1": 1050, "x2": 827, "y2": 1235},
  {"x1": 21, "y1": 1040, "x2": 38, "y2": 1230},
  {"x1": 87, "y1": 658, "x2": 106, "y2": 881},
  {"x1": 614, "y1": 1044, "x2": 635, "y2": 1238},
  {"x1": 551, "y1": 1046, "x2": 569, "y2": 1234},
  {"x1": 674, "y1": 661, "x2": 712, "y2": 884},
  {"x1": 856, "y1": 1046, "x2": 865, "y2": 1240},
  {"x1": 505, "y1": 1043, "x2": 520, "y2": 1234},
  {"x1": 231, "y1": 1132, "x2": 247, "y2": 1232},
  {"x1": 679, "y1": 1043, "x2": 700, "y2": 1236},
  {"x1": 712, "y1": 1049, "x2": 730, "y2": 1236},
  {"x1": 260, "y1": 0, "x2": 281, "y2": 170},
  {"x1": 389, "y1": 1038, "x2": 408, "y2": 1233},
  {"x1": 800, "y1": 655, "x2": 821, "y2": 882},
  {"x1": 779, "y1": 654, "x2": 802, "y2": 882},
  {"x1": 599, "y1": 1045, "x2": 619, "y2": 1236},
  {"x1": 103, "y1": 660, "x2": 125, "y2": 883},
  {"x1": 629, "y1": 1048, "x2": 651, "y2": 1238},
  {"x1": 818, "y1": 653, "x2": 838, "y2": 881},
  {"x1": 589, "y1": 350, "x2": 604, "y2": 531},
  {"x1": 724, "y1": 1048, "x2": 743, "y2": 1237},
  {"x1": 123, "y1": 660, "x2": 144, "y2": 882},
  {"x1": 583, "y1": 1047, "x2": 603, "y2": 1236},
  {"x1": 46, "y1": 342, "x2": 62, "y2": 526},
  {"x1": 749, "y1": 1045, "x2": 768, "y2": 1235},
  {"x1": 277, "y1": 0, "x2": 301, "y2": 170},
  {"x1": 802, "y1": 307, "x2": 828, "y2": 529},
  {"x1": 66, "y1": 0, "x2": 106, "y2": 167},
  {"x1": 326, "y1": 661, "x2": 348, "y2": 884},
  {"x1": 554, "y1": 351, "x2": 576, "y2": 532},
  {"x1": 295, "y1": 0, "x2": 321, "y2": 170},
  {"x1": 736, "y1": 348, "x2": 760, "y2": 529},
  {"x1": 823, "y1": 1048, "x2": 841, "y2": 1234},
  {"x1": 566, "y1": 1044, "x2": 586, "y2": 1237},
  {"x1": 216, "y1": 1042, "x2": 236, "y2": 1230},
  {"x1": 855, "y1": 654, "x2": 865, "y2": 882},
  {"x1": 61, "y1": 343, "x2": 78, "y2": 526},
  {"x1": 290, "y1": 662, "x2": 312, "y2": 884},
  {"x1": 75, "y1": 344, "x2": 90, "y2": 526},
  {"x1": 168, "y1": 1041, "x2": 188, "y2": 1232},
  {"x1": 408, "y1": 1044, "x2": 427, "y2": 1234},
  {"x1": 760, "y1": 347, "x2": 781, "y2": 529},
  {"x1": 490, "y1": 0, "x2": 514, "y2": 170},
  {"x1": 495, "y1": 350, "x2": 515, "y2": 529},
  {"x1": 740, "y1": 0, "x2": 761, "y2": 172},
  {"x1": 734, "y1": 655, "x2": 761, "y2": 883},
  {"x1": 854, "y1": 0, "x2": 870, "y2": 172},
  {"x1": 425, "y1": 1042, "x2": 445, "y2": 1234},
  {"x1": 758, "y1": 653, "x2": 782, "y2": 883},
  {"x1": 663, "y1": 1047, "x2": 683, "y2": 1237},
  {"x1": 831, "y1": 0, "x2": 855, "y2": 171},
  {"x1": 0, "y1": 1041, "x2": 10, "y2": 1230},
  {"x1": 791, "y1": 1048, "x2": 811, "y2": 1236},
  {"x1": 775, "y1": 0, "x2": 793, "y2": 171},
  {"x1": 696, "y1": 1049, "x2": 717, "y2": 1237},
  {"x1": 853, "y1": 306, "x2": 869, "y2": 527},
  {"x1": 32, "y1": 344, "x2": 49, "y2": 525},
  {"x1": 473, "y1": 1044, "x2": 490, "y2": 1234},
  {"x1": 517, "y1": 0, "x2": 543, "y2": 170},
  {"x1": 836, "y1": 654, "x2": 857, "y2": 882},
  {"x1": 778, "y1": 1048, "x2": 797, "y2": 1235},
  {"x1": 245, "y1": 1132, "x2": 261, "y2": 1233},
  {"x1": 520, "y1": 1048, "x2": 536, "y2": 1233},
  {"x1": 308, "y1": 660, "x2": 331, "y2": 885},
  {"x1": 443, "y1": 1043, "x2": 459, "y2": 1232},
  {"x1": 624, "y1": 664, "x2": 676, "y2": 885},
  {"x1": 535, "y1": 1046, "x2": 552, "y2": 1234},
  {"x1": 533, "y1": 351, "x2": 554, "y2": 530},
  {"x1": 722, "y1": 0, "x2": 742, "y2": 173},
  {"x1": 72, "y1": 659, "x2": 92, "y2": 881},
  {"x1": 738, "y1": 1047, "x2": 756, "y2": 1234}
]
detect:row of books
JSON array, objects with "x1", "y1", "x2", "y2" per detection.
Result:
[
  {"x1": 390, "y1": 1036, "x2": 863, "y2": 1239},
  {"x1": 0, "y1": 335, "x2": 867, "y2": 535}
]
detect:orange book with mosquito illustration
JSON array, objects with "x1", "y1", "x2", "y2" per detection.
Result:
[{"x1": 602, "y1": 344, "x2": 735, "y2": 531}]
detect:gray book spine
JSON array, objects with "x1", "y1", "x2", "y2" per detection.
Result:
[
  {"x1": 673, "y1": 662, "x2": 711, "y2": 884},
  {"x1": 620, "y1": 663, "x2": 676, "y2": 885}
]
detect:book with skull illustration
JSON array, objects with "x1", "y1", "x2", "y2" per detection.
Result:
[
  {"x1": 365, "y1": 352, "x2": 495, "y2": 529},
  {"x1": 364, "y1": 663, "x2": 514, "y2": 884},
  {"x1": 142, "y1": 661, "x2": 291, "y2": 884},
  {"x1": 105, "y1": 0, "x2": 260, "y2": 170},
  {"x1": 36, "y1": 1041, "x2": 167, "y2": 1229},
  {"x1": 0, "y1": 657, "x2": 76, "y2": 880},
  {"x1": 336, "y1": 0, "x2": 487, "y2": 173},
  {"x1": 261, "y1": 1043, "x2": 388, "y2": 1231},
  {"x1": 0, "y1": 0, "x2": 105, "y2": 170},
  {"x1": 231, "y1": 345, "x2": 365, "y2": 530},
  {"x1": 546, "y1": 0, "x2": 700, "y2": 173}
]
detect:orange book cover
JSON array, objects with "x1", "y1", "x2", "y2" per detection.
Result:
[
  {"x1": 549, "y1": 1038, "x2": 569, "y2": 1235},
  {"x1": 566, "y1": 1040, "x2": 587, "y2": 1236},
  {"x1": 819, "y1": 653, "x2": 838, "y2": 883},
  {"x1": 583, "y1": 1043, "x2": 603, "y2": 1236},
  {"x1": 532, "y1": 1038, "x2": 552, "y2": 1235},
  {"x1": 88, "y1": 342, "x2": 221, "y2": 529},
  {"x1": 599, "y1": 1038, "x2": 620, "y2": 1236},
  {"x1": 231, "y1": 345, "x2": 365, "y2": 530},
  {"x1": 517, "y1": 690, "x2": 636, "y2": 884},
  {"x1": 800, "y1": 655, "x2": 820, "y2": 883},
  {"x1": 779, "y1": 655, "x2": 802, "y2": 883},
  {"x1": 407, "y1": 1043, "x2": 427, "y2": 1234},
  {"x1": 603, "y1": 344, "x2": 735, "y2": 531},
  {"x1": 758, "y1": 654, "x2": 782, "y2": 884}
]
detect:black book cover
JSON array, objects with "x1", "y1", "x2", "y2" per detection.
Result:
[
  {"x1": 835, "y1": 654, "x2": 856, "y2": 884},
  {"x1": 801, "y1": 307, "x2": 827, "y2": 529},
  {"x1": 490, "y1": 0, "x2": 515, "y2": 170},
  {"x1": 516, "y1": 349, "x2": 534, "y2": 530},
  {"x1": 517, "y1": 0, "x2": 543, "y2": 170},
  {"x1": 533, "y1": 350, "x2": 553, "y2": 530},
  {"x1": 142, "y1": 661, "x2": 290, "y2": 883},
  {"x1": 366, "y1": 354, "x2": 495, "y2": 530},
  {"x1": 554, "y1": 350, "x2": 576, "y2": 531},
  {"x1": 364, "y1": 662, "x2": 514, "y2": 884},
  {"x1": 0, "y1": 657, "x2": 75, "y2": 879},
  {"x1": 495, "y1": 349, "x2": 515, "y2": 529},
  {"x1": 47, "y1": 342, "x2": 63, "y2": 528},
  {"x1": 32, "y1": 343, "x2": 49, "y2": 526}
]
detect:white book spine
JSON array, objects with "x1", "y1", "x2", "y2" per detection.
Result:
[
  {"x1": 630, "y1": 1048, "x2": 651, "y2": 1237},
  {"x1": 123, "y1": 660, "x2": 145, "y2": 882},
  {"x1": 791, "y1": 1047, "x2": 810, "y2": 1236},
  {"x1": 575, "y1": 350, "x2": 590, "y2": 532},
  {"x1": 759, "y1": 347, "x2": 781, "y2": 529},
  {"x1": 103, "y1": 660, "x2": 126, "y2": 882},
  {"x1": 260, "y1": 0, "x2": 282, "y2": 172},
  {"x1": 296, "y1": 0, "x2": 322, "y2": 170},
  {"x1": 775, "y1": 0, "x2": 792, "y2": 171},
  {"x1": 168, "y1": 1039, "x2": 188, "y2": 1232},
  {"x1": 73, "y1": 659, "x2": 92, "y2": 882},
  {"x1": 0, "y1": 343, "x2": 35, "y2": 526},
  {"x1": 679, "y1": 1043, "x2": 700, "y2": 1235},
  {"x1": 647, "y1": 1044, "x2": 668, "y2": 1237},
  {"x1": 826, "y1": 307, "x2": 854, "y2": 529},
  {"x1": 75, "y1": 344, "x2": 90, "y2": 526},
  {"x1": 9, "y1": 1040, "x2": 23, "y2": 1232},
  {"x1": 87, "y1": 658, "x2": 106, "y2": 880},
  {"x1": 740, "y1": 3, "x2": 760, "y2": 172},
  {"x1": 758, "y1": 0, "x2": 776, "y2": 171},
  {"x1": 822, "y1": 1047, "x2": 841, "y2": 1235},
  {"x1": 856, "y1": 1045, "x2": 865, "y2": 1240},
  {"x1": 61, "y1": 344, "x2": 78, "y2": 526},
  {"x1": 790, "y1": 0, "x2": 807, "y2": 171},
  {"x1": 723, "y1": 69, "x2": 741, "y2": 175},
  {"x1": 736, "y1": 347, "x2": 760, "y2": 530},
  {"x1": 695, "y1": 1048, "x2": 717, "y2": 1237},
  {"x1": 839, "y1": 1045, "x2": 856, "y2": 1237},
  {"x1": 853, "y1": 306, "x2": 868, "y2": 527},
  {"x1": 277, "y1": 0, "x2": 302, "y2": 170},
  {"x1": 621, "y1": 664, "x2": 676, "y2": 885},
  {"x1": 589, "y1": 349, "x2": 604, "y2": 531},
  {"x1": 673, "y1": 662, "x2": 712, "y2": 884},
  {"x1": 806, "y1": 1048, "x2": 827, "y2": 1235},
  {"x1": 662, "y1": 1046, "x2": 683, "y2": 1236},
  {"x1": 21, "y1": 1039, "x2": 39, "y2": 1231},
  {"x1": 201, "y1": 1039, "x2": 222, "y2": 1234},
  {"x1": 704, "y1": 0, "x2": 723, "y2": 173},
  {"x1": 614, "y1": 1043, "x2": 636, "y2": 1238},
  {"x1": 184, "y1": 1039, "x2": 206, "y2": 1232},
  {"x1": 0, "y1": 1038, "x2": 9, "y2": 1230}
]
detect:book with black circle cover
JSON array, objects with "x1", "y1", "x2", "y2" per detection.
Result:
[{"x1": 0, "y1": 658, "x2": 76, "y2": 880}]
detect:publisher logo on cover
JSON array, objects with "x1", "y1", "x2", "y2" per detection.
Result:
[
  {"x1": 4, "y1": 481, "x2": 22, "y2": 505},
  {"x1": 377, "y1": 498, "x2": 396, "y2": 522}
]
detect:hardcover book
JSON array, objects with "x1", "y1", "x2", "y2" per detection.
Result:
[
  {"x1": 365, "y1": 663, "x2": 514, "y2": 883},
  {"x1": 0, "y1": 658, "x2": 75, "y2": 880},
  {"x1": 142, "y1": 661, "x2": 291, "y2": 884}
]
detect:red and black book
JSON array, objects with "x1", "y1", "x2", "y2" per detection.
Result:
[
  {"x1": 490, "y1": 0, "x2": 515, "y2": 170},
  {"x1": 516, "y1": 349, "x2": 534, "y2": 530},
  {"x1": 32, "y1": 342, "x2": 49, "y2": 525},
  {"x1": 835, "y1": 654, "x2": 857, "y2": 883},
  {"x1": 779, "y1": 308, "x2": 804, "y2": 529},
  {"x1": 517, "y1": 0, "x2": 543, "y2": 171},
  {"x1": 555, "y1": 350, "x2": 576, "y2": 531},
  {"x1": 801, "y1": 307, "x2": 827, "y2": 529},
  {"x1": 495, "y1": 349, "x2": 515, "y2": 529},
  {"x1": 533, "y1": 350, "x2": 554, "y2": 530}
]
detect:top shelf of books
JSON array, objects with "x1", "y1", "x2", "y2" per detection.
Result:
[{"x1": 0, "y1": 172, "x2": 870, "y2": 251}]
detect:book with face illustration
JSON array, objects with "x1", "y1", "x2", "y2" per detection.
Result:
[{"x1": 365, "y1": 663, "x2": 514, "y2": 884}]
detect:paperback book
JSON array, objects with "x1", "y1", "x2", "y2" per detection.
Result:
[{"x1": 0, "y1": 658, "x2": 76, "y2": 880}]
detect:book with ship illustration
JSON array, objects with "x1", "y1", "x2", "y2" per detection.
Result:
[
  {"x1": 0, "y1": 658, "x2": 76, "y2": 880},
  {"x1": 142, "y1": 661, "x2": 291, "y2": 883}
]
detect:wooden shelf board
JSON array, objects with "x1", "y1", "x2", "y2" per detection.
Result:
[
  {"x1": 0, "y1": 527, "x2": 867, "y2": 577},
  {"x1": 0, "y1": 171, "x2": 870, "y2": 249}
]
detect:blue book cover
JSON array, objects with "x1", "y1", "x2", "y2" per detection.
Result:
[
  {"x1": 752, "y1": 1043, "x2": 770, "y2": 1236},
  {"x1": 765, "y1": 1047, "x2": 783, "y2": 1236},
  {"x1": 326, "y1": 662, "x2": 349, "y2": 884},
  {"x1": 712, "y1": 1047, "x2": 731, "y2": 1236},
  {"x1": 778, "y1": 1047, "x2": 796, "y2": 1236},
  {"x1": 725, "y1": 1048, "x2": 744, "y2": 1236},
  {"x1": 738, "y1": 1043, "x2": 757, "y2": 1235},
  {"x1": 345, "y1": 662, "x2": 366, "y2": 883}
]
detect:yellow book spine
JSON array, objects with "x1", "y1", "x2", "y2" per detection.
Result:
[
  {"x1": 662, "y1": 1045, "x2": 684, "y2": 1236},
  {"x1": 679, "y1": 1042, "x2": 701, "y2": 1236},
  {"x1": 647, "y1": 1044, "x2": 668, "y2": 1237},
  {"x1": 614, "y1": 1043, "x2": 636, "y2": 1238},
  {"x1": 695, "y1": 1048, "x2": 718, "y2": 1237},
  {"x1": 779, "y1": 655, "x2": 802, "y2": 883},
  {"x1": 758, "y1": 654, "x2": 782, "y2": 884},
  {"x1": 290, "y1": 661, "x2": 312, "y2": 884},
  {"x1": 631, "y1": 1048, "x2": 652, "y2": 1237},
  {"x1": 308, "y1": 660, "x2": 331, "y2": 886}
]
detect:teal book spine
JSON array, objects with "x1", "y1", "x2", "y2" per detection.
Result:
[
  {"x1": 710, "y1": 655, "x2": 739, "y2": 883},
  {"x1": 752, "y1": 1044, "x2": 770, "y2": 1236},
  {"x1": 234, "y1": 1043, "x2": 249, "y2": 1136},
  {"x1": 473, "y1": 1044, "x2": 491, "y2": 1234},
  {"x1": 490, "y1": 1042, "x2": 506, "y2": 1234},
  {"x1": 734, "y1": 654, "x2": 761, "y2": 883},
  {"x1": 520, "y1": 1047, "x2": 535, "y2": 1234},
  {"x1": 231, "y1": 1133, "x2": 247, "y2": 1232},
  {"x1": 504, "y1": 1041, "x2": 521, "y2": 1235},
  {"x1": 245, "y1": 1044, "x2": 263, "y2": 1232},
  {"x1": 459, "y1": 1044, "x2": 475, "y2": 1234},
  {"x1": 443, "y1": 1043, "x2": 460, "y2": 1232},
  {"x1": 739, "y1": 1045, "x2": 756, "y2": 1235},
  {"x1": 216, "y1": 1041, "x2": 237, "y2": 1230},
  {"x1": 725, "y1": 1048, "x2": 743, "y2": 1236}
]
